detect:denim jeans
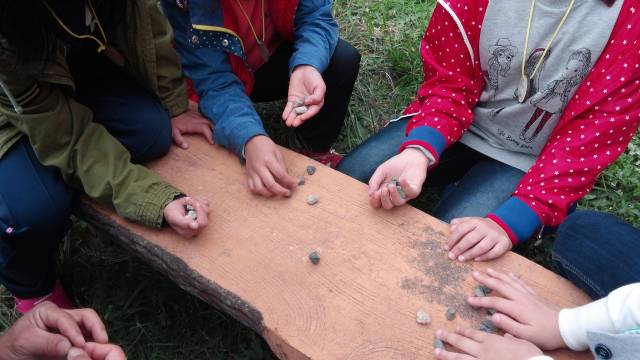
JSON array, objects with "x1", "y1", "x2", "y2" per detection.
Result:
[
  {"x1": 0, "y1": 48, "x2": 173, "y2": 298},
  {"x1": 337, "y1": 118, "x2": 526, "y2": 222},
  {"x1": 552, "y1": 210, "x2": 640, "y2": 299}
]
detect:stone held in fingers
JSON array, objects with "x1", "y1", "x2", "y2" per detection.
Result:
[
  {"x1": 306, "y1": 165, "x2": 316, "y2": 175},
  {"x1": 185, "y1": 204, "x2": 197, "y2": 220},
  {"x1": 446, "y1": 307, "x2": 456, "y2": 321},
  {"x1": 294, "y1": 106, "x2": 308, "y2": 115},
  {"x1": 308, "y1": 251, "x2": 320, "y2": 265},
  {"x1": 298, "y1": 177, "x2": 306, "y2": 186},
  {"x1": 416, "y1": 309, "x2": 431, "y2": 325},
  {"x1": 390, "y1": 176, "x2": 407, "y2": 199},
  {"x1": 434, "y1": 337, "x2": 445, "y2": 349},
  {"x1": 307, "y1": 195, "x2": 319, "y2": 205}
]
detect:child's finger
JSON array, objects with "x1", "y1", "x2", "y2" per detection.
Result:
[
  {"x1": 172, "y1": 128, "x2": 188, "y2": 149},
  {"x1": 467, "y1": 296, "x2": 522, "y2": 320},
  {"x1": 282, "y1": 101, "x2": 295, "y2": 121},
  {"x1": 434, "y1": 348, "x2": 474, "y2": 360},
  {"x1": 445, "y1": 220, "x2": 477, "y2": 250},
  {"x1": 490, "y1": 312, "x2": 530, "y2": 339},
  {"x1": 486, "y1": 269, "x2": 529, "y2": 294},
  {"x1": 449, "y1": 231, "x2": 484, "y2": 261},
  {"x1": 508, "y1": 272, "x2": 537, "y2": 295},
  {"x1": 380, "y1": 185, "x2": 394, "y2": 210},
  {"x1": 368, "y1": 168, "x2": 388, "y2": 195},
  {"x1": 369, "y1": 190, "x2": 382, "y2": 208},
  {"x1": 388, "y1": 183, "x2": 406, "y2": 206},
  {"x1": 471, "y1": 270, "x2": 520, "y2": 301},
  {"x1": 437, "y1": 329, "x2": 480, "y2": 357},
  {"x1": 455, "y1": 327, "x2": 490, "y2": 343},
  {"x1": 473, "y1": 241, "x2": 511, "y2": 261},
  {"x1": 457, "y1": 238, "x2": 496, "y2": 262}
]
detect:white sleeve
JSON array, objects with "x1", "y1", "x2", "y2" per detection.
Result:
[{"x1": 558, "y1": 283, "x2": 640, "y2": 351}]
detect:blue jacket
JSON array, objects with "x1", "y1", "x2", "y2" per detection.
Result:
[{"x1": 162, "y1": 0, "x2": 339, "y2": 157}]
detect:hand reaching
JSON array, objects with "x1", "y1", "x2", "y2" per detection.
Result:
[
  {"x1": 164, "y1": 196, "x2": 210, "y2": 238},
  {"x1": 368, "y1": 148, "x2": 429, "y2": 209},
  {"x1": 282, "y1": 65, "x2": 326, "y2": 127},
  {"x1": 466, "y1": 269, "x2": 565, "y2": 350},
  {"x1": 445, "y1": 218, "x2": 512, "y2": 262},
  {"x1": 171, "y1": 100, "x2": 214, "y2": 149},
  {"x1": 434, "y1": 327, "x2": 543, "y2": 360}
]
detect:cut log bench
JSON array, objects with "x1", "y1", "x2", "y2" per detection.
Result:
[{"x1": 76, "y1": 139, "x2": 592, "y2": 359}]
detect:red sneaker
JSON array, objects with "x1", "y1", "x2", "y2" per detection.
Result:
[
  {"x1": 14, "y1": 281, "x2": 74, "y2": 314},
  {"x1": 300, "y1": 149, "x2": 344, "y2": 168}
]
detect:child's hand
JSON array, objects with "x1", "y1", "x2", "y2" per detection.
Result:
[
  {"x1": 434, "y1": 328, "x2": 543, "y2": 360},
  {"x1": 244, "y1": 136, "x2": 297, "y2": 198},
  {"x1": 170, "y1": 101, "x2": 214, "y2": 149},
  {"x1": 164, "y1": 196, "x2": 209, "y2": 238},
  {"x1": 283, "y1": 65, "x2": 326, "y2": 127},
  {"x1": 467, "y1": 269, "x2": 565, "y2": 350},
  {"x1": 445, "y1": 217, "x2": 512, "y2": 262},
  {"x1": 367, "y1": 148, "x2": 429, "y2": 209}
]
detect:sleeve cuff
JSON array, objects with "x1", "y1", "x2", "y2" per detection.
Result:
[
  {"x1": 559, "y1": 298, "x2": 613, "y2": 351},
  {"x1": 136, "y1": 182, "x2": 183, "y2": 228},
  {"x1": 399, "y1": 126, "x2": 447, "y2": 164},
  {"x1": 289, "y1": 57, "x2": 326, "y2": 75},
  {"x1": 487, "y1": 197, "x2": 542, "y2": 245}
]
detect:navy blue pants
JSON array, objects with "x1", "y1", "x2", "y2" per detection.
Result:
[
  {"x1": 0, "y1": 50, "x2": 172, "y2": 298},
  {"x1": 553, "y1": 211, "x2": 640, "y2": 299}
]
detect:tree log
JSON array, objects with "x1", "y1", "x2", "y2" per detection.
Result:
[{"x1": 76, "y1": 139, "x2": 592, "y2": 359}]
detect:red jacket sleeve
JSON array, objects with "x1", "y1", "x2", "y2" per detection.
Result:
[
  {"x1": 400, "y1": 0, "x2": 486, "y2": 164},
  {"x1": 489, "y1": 79, "x2": 640, "y2": 244}
]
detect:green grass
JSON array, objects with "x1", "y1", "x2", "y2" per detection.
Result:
[{"x1": 1, "y1": 1, "x2": 639, "y2": 358}]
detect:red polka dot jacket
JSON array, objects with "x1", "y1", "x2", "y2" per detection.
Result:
[{"x1": 401, "y1": 0, "x2": 640, "y2": 244}]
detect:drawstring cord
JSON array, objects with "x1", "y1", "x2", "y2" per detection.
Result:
[{"x1": 0, "y1": 79, "x2": 23, "y2": 114}]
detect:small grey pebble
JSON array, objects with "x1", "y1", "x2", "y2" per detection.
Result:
[
  {"x1": 294, "y1": 106, "x2": 308, "y2": 115},
  {"x1": 184, "y1": 204, "x2": 197, "y2": 220},
  {"x1": 487, "y1": 308, "x2": 497, "y2": 316},
  {"x1": 390, "y1": 176, "x2": 407, "y2": 199},
  {"x1": 434, "y1": 338, "x2": 445, "y2": 349},
  {"x1": 298, "y1": 177, "x2": 306, "y2": 186},
  {"x1": 308, "y1": 251, "x2": 320, "y2": 265},
  {"x1": 306, "y1": 165, "x2": 316, "y2": 175},
  {"x1": 306, "y1": 195, "x2": 319, "y2": 205},
  {"x1": 446, "y1": 307, "x2": 457, "y2": 321},
  {"x1": 416, "y1": 309, "x2": 431, "y2": 325},
  {"x1": 475, "y1": 285, "x2": 492, "y2": 297},
  {"x1": 479, "y1": 318, "x2": 498, "y2": 333},
  {"x1": 186, "y1": 210, "x2": 197, "y2": 221}
]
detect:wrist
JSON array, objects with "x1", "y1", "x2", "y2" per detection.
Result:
[{"x1": 402, "y1": 147, "x2": 431, "y2": 169}]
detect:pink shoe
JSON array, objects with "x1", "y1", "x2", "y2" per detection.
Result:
[{"x1": 15, "y1": 281, "x2": 74, "y2": 314}]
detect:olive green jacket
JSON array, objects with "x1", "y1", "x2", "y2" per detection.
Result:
[{"x1": 0, "y1": 0, "x2": 188, "y2": 228}]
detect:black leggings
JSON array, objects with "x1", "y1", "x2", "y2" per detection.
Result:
[{"x1": 250, "y1": 39, "x2": 361, "y2": 152}]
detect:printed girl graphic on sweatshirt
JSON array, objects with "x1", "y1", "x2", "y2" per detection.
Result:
[
  {"x1": 520, "y1": 48, "x2": 591, "y2": 143},
  {"x1": 483, "y1": 38, "x2": 517, "y2": 101}
]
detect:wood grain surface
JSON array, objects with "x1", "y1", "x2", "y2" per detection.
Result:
[{"x1": 78, "y1": 139, "x2": 592, "y2": 359}]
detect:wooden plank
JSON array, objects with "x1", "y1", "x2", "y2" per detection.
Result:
[{"x1": 77, "y1": 138, "x2": 592, "y2": 359}]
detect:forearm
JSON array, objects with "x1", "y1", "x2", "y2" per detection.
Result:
[{"x1": 290, "y1": 0, "x2": 339, "y2": 73}]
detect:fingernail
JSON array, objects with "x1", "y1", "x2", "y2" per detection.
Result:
[
  {"x1": 448, "y1": 252, "x2": 455, "y2": 260},
  {"x1": 473, "y1": 271, "x2": 480, "y2": 276},
  {"x1": 67, "y1": 348, "x2": 84, "y2": 358},
  {"x1": 458, "y1": 256, "x2": 465, "y2": 261},
  {"x1": 443, "y1": 245, "x2": 450, "y2": 250},
  {"x1": 436, "y1": 329, "x2": 442, "y2": 336}
]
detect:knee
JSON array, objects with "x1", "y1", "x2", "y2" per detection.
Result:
[
  {"x1": 128, "y1": 105, "x2": 173, "y2": 164},
  {"x1": 331, "y1": 39, "x2": 361, "y2": 79},
  {"x1": 3, "y1": 185, "x2": 72, "y2": 240}
]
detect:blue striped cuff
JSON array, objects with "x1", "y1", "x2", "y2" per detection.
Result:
[
  {"x1": 405, "y1": 126, "x2": 447, "y2": 157},
  {"x1": 490, "y1": 197, "x2": 542, "y2": 243}
]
